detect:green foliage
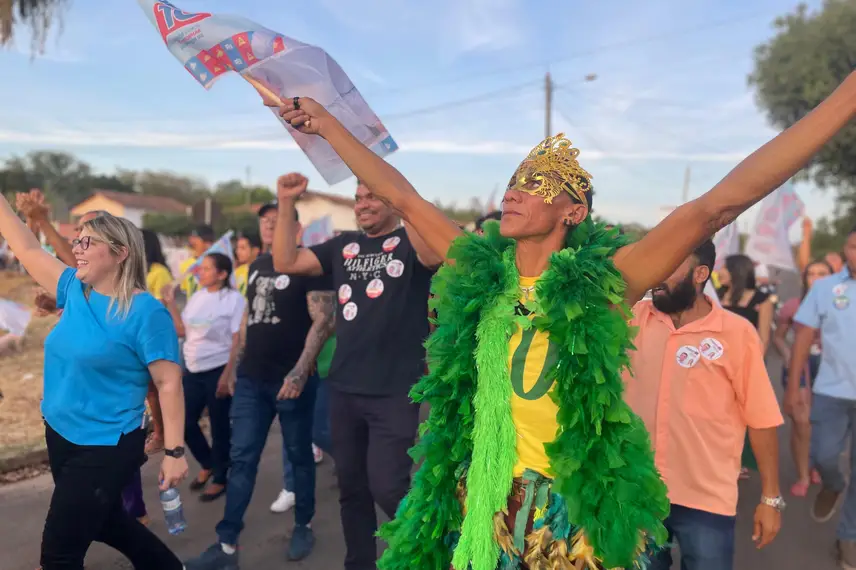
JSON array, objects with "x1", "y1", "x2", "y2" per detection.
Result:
[
  {"x1": 142, "y1": 213, "x2": 195, "y2": 236},
  {"x1": 750, "y1": 0, "x2": 856, "y2": 190},
  {"x1": 213, "y1": 179, "x2": 274, "y2": 207},
  {"x1": 215, "y1": 212, "x2": 259, "y2": 237},
  {"x1": 378, "y1": 220, "x2": 668, "y2": 570},
  {"x1": 749, "y1": 1, "x2": 856, "y2": 253}
]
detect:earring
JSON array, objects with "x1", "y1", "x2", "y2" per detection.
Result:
[{"x1": 563, "y1": 219, "x2": 572, "y2": 227}]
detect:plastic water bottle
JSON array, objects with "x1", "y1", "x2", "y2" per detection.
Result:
[{"x1": 160, "y1": 487, "x2": 187, "y2": 535}]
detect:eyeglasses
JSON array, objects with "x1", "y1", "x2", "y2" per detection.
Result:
[{"x1": 71, "y1": 236, "x2": 113, "y2": 251}]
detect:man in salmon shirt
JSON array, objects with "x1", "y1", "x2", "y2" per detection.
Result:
[{"x1": 623, "y1": 239, "x2": 785, "y2": 570}]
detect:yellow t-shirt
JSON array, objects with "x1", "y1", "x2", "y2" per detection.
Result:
[
  {"x1": 179, "y1": 256, "x2": 199, "y2": 297},
  {"x1": 146, "y1": 263, "x2": 173, "y2": 300},
  {"x1": 234, "y1": 263, "x2": 249, "y2": 297},
  {"x1": 510, "y1": 276, "x2": 560, "y2": 477}
]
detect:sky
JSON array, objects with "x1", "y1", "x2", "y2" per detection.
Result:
[{"x1": 0, "y1": 0, "x2": 836, "y2": 230}]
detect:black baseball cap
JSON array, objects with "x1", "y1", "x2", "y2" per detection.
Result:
[
  {"x1": 258, "y1": 202, "x2": 277, "y2": 217},
  {"x1": 258, "y1": 201, "x2": 299, "y2": 221}
]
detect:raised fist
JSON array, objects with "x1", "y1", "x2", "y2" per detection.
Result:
[{"x1": 276, "y1": 173, "x2": 309, "y2": 202}]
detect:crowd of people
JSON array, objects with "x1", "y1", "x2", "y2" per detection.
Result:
[{"x1": 0, "y1": 70, "x2": 854, "y2": 570}]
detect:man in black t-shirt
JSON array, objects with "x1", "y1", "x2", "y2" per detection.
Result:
[
  {"x1": 185, "y1": 205, "x2": 335, "y2": 570},
  {"x1": 272, "y1": 173, "x2": 441, "y2": 570}
]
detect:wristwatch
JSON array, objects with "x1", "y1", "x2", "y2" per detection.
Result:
[
  {"x1": 164, "y1": 446, "x2": 185, "y2": 459},
  {"x1": 761, "y1": 495, "x2": 786, "y2": 512}
]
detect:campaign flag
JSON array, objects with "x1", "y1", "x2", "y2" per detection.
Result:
[
  {"x1": 744, "y1": 181, "x2": 805, "y2": 271},
  {"x1": 180, "y1": 230, "x2": 237, "y2": 287},
  {"x1": 302, "y1": 215, "x2": 334, "y2": 247},
  {"x1": 704, "y1": 281, "x2": 722, "y2": 307},
  {"x1": 137, "y1": 1, "x2": 398, "y2": 185},
  {"x1": 712, "y1": 222, "x2": 740, "y2": 271},
  {"x1": 0, "y1": 298, "x2": 32, "y2": 337}
]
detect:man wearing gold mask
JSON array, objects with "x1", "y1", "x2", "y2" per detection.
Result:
[{"x1": 268, "y1": 71, "x2": 856, "y2": 570}]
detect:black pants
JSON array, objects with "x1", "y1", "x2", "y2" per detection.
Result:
[
  {"x1": 183, "y1": 364, "x2": 231, "y2": 485},
  {"x1": 329, "y1": 387, "x2": 420, "y2": 570},
  {"x1": 40, "y1": 424, "x2": 182, "y2": 570}
]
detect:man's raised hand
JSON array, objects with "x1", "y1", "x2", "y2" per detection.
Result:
[
  {"x1": 269, "y1": 97, "x2": 330, "y2": 136},
  {"x1": 277, "y1": 173, "x2": 309, "y2": 202}
]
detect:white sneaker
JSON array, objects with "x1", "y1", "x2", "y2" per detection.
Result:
[
  {"x1": 270, "y1": 490, "x2": 296, "y2": 513},
  {"x1": 312, "y1": 444, "x2": 324, "y2": 464}
]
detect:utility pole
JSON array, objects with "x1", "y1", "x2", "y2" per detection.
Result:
[
  {"x1": 545, "y1": 72, "x2": 553, "y2": 138},
  {"x1": 681, "y1": 165, "x2": 691, "y2": 204},
  {"x1": 245, "y1": 166, "x2": 251, "y2": 206}
]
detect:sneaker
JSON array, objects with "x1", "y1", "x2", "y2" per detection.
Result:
[
  {"x1": 270, "y1": 490, "x2": 296, "y2": 513},
  {"x1": 313, "y1": 444, "x2": 324, "y2": 464},
  {"x1": 287, "y1": 525, "x2": 315, "y2": 561},
  {"x1": 839, "y1": 540, "x2": 856, "y2": 570},
  {"x1": 184, "y1": 544, "x2": 239, "y2": 570},
  {"x1": 813, "y1": 487, "x2": 843, "y2": 523}
]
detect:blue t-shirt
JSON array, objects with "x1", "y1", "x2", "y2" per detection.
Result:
[
  {"x1": 42, "y1": 268, "x2": 180, "y2": 445},
  {"x1": 795, "y1": 270, "x2": 856, "y2": 400}
]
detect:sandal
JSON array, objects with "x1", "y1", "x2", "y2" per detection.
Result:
[
  {"x1": 791, "y1": 480, "x2": 810, "y2": 497},
  {"x1": 200, "y1": 483, "x2": 227, "y2": 502},
  {"x1": 189, "y1": 471, "x2": 212, "y2": 492}
]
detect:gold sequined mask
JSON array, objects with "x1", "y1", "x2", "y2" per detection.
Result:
[{"x1": 506, "y1": 133, "x2": 593, "y2": 205}]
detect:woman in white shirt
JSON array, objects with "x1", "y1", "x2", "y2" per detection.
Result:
[{"x1": 165, "y1": 252, "x2": 245, "y2": 502}]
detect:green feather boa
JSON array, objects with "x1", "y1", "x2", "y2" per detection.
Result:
[{"x1": 378, "y1": 218, "x2": 669, "y2": 570}]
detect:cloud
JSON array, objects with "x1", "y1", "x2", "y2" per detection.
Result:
[
  {"x1": 355, "y1": 67, "x2": 388, "y2": 86},
  {"x1": 0, "y1": 126, "x2": 753, "y2": 162},
  {"x1": 5, "y1": 43, "x2": 84, "y2": 63},
  {"x1": 314, "y1": 0, "x2": 524, "y2": 56}
]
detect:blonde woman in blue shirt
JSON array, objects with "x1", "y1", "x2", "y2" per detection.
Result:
[{"x1": 0, "y1": 199, "x2": 189, "y2": 570}]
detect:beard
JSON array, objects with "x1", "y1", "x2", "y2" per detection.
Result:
[{"x1": 652, "y1": 271, "x2": 698, "y2": 314}]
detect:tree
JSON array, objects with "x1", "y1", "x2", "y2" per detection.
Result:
[
  {"x1": 0, "y1": 0, "x2": 68, "y2": 52},
  {"x1": 749, "y1": 0, "x2": 856, "y2": 254},
  {"x1": 117, "y1": 168, "x2": 210, "y2": 205},
  {"x1": 143, "y1": 213, "x2": 195, "y2": 236},
  {"x1": 0, "y1": 151, "x2": 94, "y2": 217},
  {"x1": 213, "y1": 179, "x2": 274, "y2": 207}
]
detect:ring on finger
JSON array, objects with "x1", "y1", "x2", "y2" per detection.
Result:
[{"x1": 293, "y1": 96, "x2": 300, "y2": 110}]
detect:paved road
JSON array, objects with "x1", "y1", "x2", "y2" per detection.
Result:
[
  {"x1": 0, "y1": 388, "x2": 846, "y2": 570},
  {"x1": 0, "y1": 272, "x2": 847, "y2": 569}
]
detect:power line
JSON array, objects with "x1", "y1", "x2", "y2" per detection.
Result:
[
  {"x1": 554, "y1": 87, "x2": 735, "y2": 155},
  {"x1": 381, "y1": 80, "x2": 540, "y2": 120},
  {"x1": 554, "y1": 106, "x2": 673, "y2": 192},
  {"x1": 359, "y1": 8, "x2": 775, "y2": 99}
]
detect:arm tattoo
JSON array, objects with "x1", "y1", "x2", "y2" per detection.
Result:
[{"x1": 288, "y1": 291, "x2": 335, "y2": 380}]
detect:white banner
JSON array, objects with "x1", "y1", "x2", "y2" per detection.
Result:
[
  {"x1": 0, "y1": 299, "x2": 32, "y2": 337},
  {"x1": 302, "y1": 215, "x2": 334, "y2": 247},
  {"x1": 137, "y1": 1, "x2": 397, "y2": 185},
  {"x1": 712, "y1": 223, "x2": 740, "y2": 271},
  {"x1": 744, "y1": 181, "x2": 805, "y2": 271}
]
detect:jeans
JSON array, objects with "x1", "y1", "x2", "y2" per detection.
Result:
[
  {"x1": 811, "y1": 393, "x2": 856, "y2": 540},
  {"x1": 40, "y1": 424, "x2": 182, "y2": 570},
  {"x1": 183, "y1": 365, "x2": 232, "y2": 485},
  {"x1": 648, "y1": 504, "x2": 736, "y2": 570},
  {"x1": 215, "y1": 374, "x2": 317, "y2": 545},
  {"x1": 283, "y1": 376, "x2": 330, "y2": 490},
  {"x1": 329, "y1": 387, "x2": 420, "y2": 570}
]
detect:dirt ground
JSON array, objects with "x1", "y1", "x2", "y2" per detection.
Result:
[{"x1": 0, "y1": 271, "x2": 57, "y2": 460}]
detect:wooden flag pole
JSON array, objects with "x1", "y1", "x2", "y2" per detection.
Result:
[
  {"x1": 242, "y1": 74, "x2": 310, "y2": 128},
  {"x1": 243, "y1": 74, "x2": 284, "y2": 106}
]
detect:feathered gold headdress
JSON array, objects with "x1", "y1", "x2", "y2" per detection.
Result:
[{"x1": 506, "y1": 133, "x2": 593, "y2": 205}]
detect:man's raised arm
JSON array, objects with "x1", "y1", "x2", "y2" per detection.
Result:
[
  {"x1": 269, "y1": 97, "x2": 463, "y2": 263},
  {"x1": 615, "y1": 71, "x2": 856, "y2": 304},
  {"x1": 271, "y1": 173, "x2": 325, "y2": 276}
]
